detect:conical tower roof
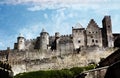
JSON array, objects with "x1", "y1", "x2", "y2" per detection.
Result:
[
  {"x1": 40, "y1": 28, "x2": 49, "y2": 35},
  {"x1": 74, "y1": 23, "x2": 83, "y2": 28},
  {"x1": 18, "y1": 33, "x2": 24, "y2": 37},
  {"x1": 41, "y1": 28, "x2": 46, "y2": 32}
]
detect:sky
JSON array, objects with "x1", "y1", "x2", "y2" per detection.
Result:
[{"x1": 0, "y1": 0, "x2": 120, "y2": 50}]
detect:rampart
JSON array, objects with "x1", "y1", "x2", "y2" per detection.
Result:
[{"x1": 6, "y1": 48, "x2": 117, "y2": 75}]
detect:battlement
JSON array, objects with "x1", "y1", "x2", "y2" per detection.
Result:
[
  {"x1": 61, "y1": 34, "x2": 72, "y2": 38},
  {"x1": 102, "y1": 16, "x2": 111, "y2": 22}
]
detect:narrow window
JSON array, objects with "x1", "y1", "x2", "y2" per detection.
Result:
[
  {"x1": 78, "y1": 40, "x2": 81, "y2": 43},
  {"x1": 43, "y1": 37, "x2": 45, "y2": 39},
  {"x1": 96, "y1": 40, "x2": 98, "y2": 43},
  {"x1": 91, "y1": 36, "x2": 93, "y2": 38},
  {"x1": 92, "y1": 39, "x2": 94, "y2": 43},
  {"x1": 108, "y1": 25, "x2": 110, "y2": 28},
  {"x1": 79, "y1": 30, "x2": 81, "y2": 33},
  {"x1": 76, "y1": 30, "x2": 77, "y2": 33}
]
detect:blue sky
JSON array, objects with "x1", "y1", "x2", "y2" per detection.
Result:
[{"x1": 0, "y1": 0, "x2": 120, "y2": 50}]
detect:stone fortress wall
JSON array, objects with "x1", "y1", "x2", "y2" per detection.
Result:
[{"x1": 8, "y1": 48, "x2": 117, "y2": 75}]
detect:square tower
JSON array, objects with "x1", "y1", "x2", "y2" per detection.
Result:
[
  {"x1": 86, "y1": 19, "x2": 102, "y2": 47},
  {"x1": 72, "y1": 23, "x2": 86, "y2": 49},
  {"x1": 102, "y1": 16, "x2": 114, "y2": 47}
]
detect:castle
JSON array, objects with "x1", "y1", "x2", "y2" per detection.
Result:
[
  {"x1": 0, "y1": 15, "x2": 119, "y2": 76},
  {"x1": 14, "y1": 16, "x2": 114, "y2": 51}
]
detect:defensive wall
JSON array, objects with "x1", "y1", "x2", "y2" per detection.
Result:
[{"x1": 7, "y1": 48, "x2": 117, "y2": 75}]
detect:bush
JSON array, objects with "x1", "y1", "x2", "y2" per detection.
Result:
[
  {"x1": 70, "y1": 65, "x2": 95, "y2": 76},
  {"x1": 70, "y1": 67, "x2": 84, "y2": 76}
]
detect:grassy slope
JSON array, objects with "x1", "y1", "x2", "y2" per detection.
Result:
[{"x1": 14, "y1": 65, "x2": 95, "y2": 78}]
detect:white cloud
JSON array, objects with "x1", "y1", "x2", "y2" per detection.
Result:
[
  {"x1": 0, "y1": 41, "x2": 4, "y2": 47},
  {"x1": 1, "y1": 0, "x2": 120, "y2": 5},
  {"x1": 44, "y1": 13, "x2": 48, "y2": 19},
  {"x1": 50, "y1": 8, "x2": 73, "y2": 35},
  {"x1": 27, "y1": 6, "x2": 42, "y2": 11},
  {"x1": 1, "y1": 0, "x2": 120, "y2": 11},
  {"x1": 26, "y1": 3, "x2": 69, "y2": 11},
  {"x1": 0, "y1": 0, "x2": 118, "y2": 5},
  {"x1": 18, "y1": 24, "x2": 47, "y2": 39}
]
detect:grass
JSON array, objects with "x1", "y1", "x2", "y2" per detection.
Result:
[{"x1": 14, "y1": 65, "x2": 95, "y2": 78}]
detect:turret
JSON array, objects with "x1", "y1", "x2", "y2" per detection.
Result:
[
  {"x1": 16, "y1": 34, "x2": 25, "y2": 51},
  {"x1": 55, "y1": 32, "x2": 60, "y2": 39},
  {"x1": 55, "y1": 32, "x2": 60, "y2": 50},
  {"x1": 40, "y1": 29, "x2": 49, "y2": 50}
]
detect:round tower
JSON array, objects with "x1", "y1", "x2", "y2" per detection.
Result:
[
  {"x1": 40, "y1": 29, "x2": 49, "y2": 50},
  {"x1": 55, "y1": 32, "x2": 60, "y2": 39},
  {"x1": 55, "y1": 32, "x2": 60, "y2": 50},
  {"x1": 17, "y1": 34, "x2": 25, "y2": 50}
]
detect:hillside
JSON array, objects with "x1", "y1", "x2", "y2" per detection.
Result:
[{"x1": 14, "y1": 65, "x2": 95, "y2": 78}]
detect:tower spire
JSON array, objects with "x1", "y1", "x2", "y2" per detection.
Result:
[
  {"x1": 41, "y1": 28, "x2": 45, "y2": 32},
  {"x1": 19, "y1": 33, "x2": 23, "y2": 37}
]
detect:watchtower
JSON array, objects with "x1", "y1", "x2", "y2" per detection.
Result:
[
  {"x1": 40, "y1": 28, "x2": 49, "y2": 50},
  {"x1": 72, "y1": 23, "x2": 86, "y2": 49},
  {"x1": 102, "y1": 16, "x2": 114, "y2": 47},
  {"x1": 55, "y1": 32, "x2": 60, "y2": 50},
  {"x1": 17, "y1": 34, "x2": 25, "y2": 50}
]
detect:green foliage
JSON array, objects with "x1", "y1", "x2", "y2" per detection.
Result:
[
  {"x1": 70, "y1": 67, "x2": 84, "y2": 76},
  {"x1": 14, "y1": 65, "x2": 95, "y2": 78},
  {"x1": 15, "y1": 70, "x2": 73, "y2": 78},
  {"x1": 70, "y1": 65, "x2": 95, "y2": 76}
]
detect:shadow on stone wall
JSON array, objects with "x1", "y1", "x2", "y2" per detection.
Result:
[
  {"x1": 104, "y1": 60, "x2": 120, "y2": 78},
  {"x1": 0, "y1": 69, "x2": 12, "y2": 78},
  {"x1": 0, "y1": 61, "x2": 13, "y2": 78}
]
